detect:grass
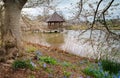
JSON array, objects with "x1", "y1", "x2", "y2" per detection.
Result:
[
  {"x1": 28, "y1": 75, "x2": 35, "y2": 78},
  {"x1": 83, "y1": 67, "x2": 101, "y2": 78},
  {"x1": 12, "y1": 59, "x2": 35, "y2": 71},
  {"x1": 12, "y1": 60, "x2": 28, "y2": 70},
  {"x1": 63, "y1": 71, "x2": 72, "y2": 78},
  {"x1": 11, "y1": 53, "x2": 120, "y2": 78},
  {"x1": 60, "y1": 61, "x2": 72, "y2": 67},
  {"x1": 101, "y1": 59, "x2": 120, "y2": 74},
  {"x1": 65, "y1": 25, "x2": 120, "y2": 30},
  {"x1": 83, "y1": 60, "x2": 120, "y2": 78},
  {"x1": 39, "y1": 56, "x2": 58, "y2": 65},
  {"x1": 0, "y1": 43, "x2": 94, "y2": 78},
  {"x1": 65, "y1": 25, "x2": 88, "y2": 30},
  {"x1": 25, "y1": 45, "x2": 37, "y2": 53}
]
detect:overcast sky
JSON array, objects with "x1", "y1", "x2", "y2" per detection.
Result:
[
  {"x1": 22, "y1": 0, "x2": 76, "y2": 18},
  {"x1": 22, "y1": 0, "x2": 120, "y2": 20}
]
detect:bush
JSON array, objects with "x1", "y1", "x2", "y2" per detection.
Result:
[
  {"x1": 83, "y1": 67, "x2": 103, "y2": 78},
  {"x1": 12, "y1": 60, "x2": 27, "y2": 70},
  {"x1": 83, "y1": 66, "x2": 113, "y2": 78},
  {"x1": 101, "y1": 59, "x2": 120, "y2": 74},
  {"x1": 12, "y1": 59, "x2": 35, "y2": 70},
  {"x1": 39, "y1": 56, "x2": 57, "y2": 65},
  {"x1": 83, "y1": 61, "x2": 120, "y2": 78},
  {"x1": 26, "y1": 60, "x2": 36, "y2": 71}
]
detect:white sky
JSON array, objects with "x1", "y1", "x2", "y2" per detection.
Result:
[{"x1": 22, "y1": 0, "x2": 120, "y2": 20}]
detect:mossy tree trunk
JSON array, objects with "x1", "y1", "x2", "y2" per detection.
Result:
[{"x1": 0, "y1": 0, "x2": 27, "y2": 61}]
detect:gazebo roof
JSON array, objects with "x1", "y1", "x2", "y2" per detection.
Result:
[{"x1": 46, "y1": 12, "x2": 65, "y2": 23}]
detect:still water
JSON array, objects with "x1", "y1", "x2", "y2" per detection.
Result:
[{"x1": 23, "y1": 30, "x2": 120, "y2": 59}]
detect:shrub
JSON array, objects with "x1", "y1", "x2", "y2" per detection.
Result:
[
  {"x1": 26, "y1": 60, "x2": 36, "y2": 71},
  {"x1": 101, "y1": 59, "x2": 120, "y2": 74},
  {"x1": 83, "y1": 67, "x2": 103, "y2": 78},
  {"x1": 12, "y1": 60, "x2": 27, "y2": 70},
  {"x1": 12, "y1": 59, "x2": 35, "y2": 70},
  {"x1": 39, "y1": 56, "x2": 57, "y2": 65},
  {"x1": 83, "y1": 61, "x2": 120, "y2": 78}
]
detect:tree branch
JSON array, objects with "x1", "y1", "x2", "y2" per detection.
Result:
[
  {"x1": 89, "y1": 0, "x2": 103, "y2": 39},
  {"x1": 101, "y1": 0, "x2": 119, "y2": 39},
  {"x1": 17, "y1": 0, "x2": 28, "y2": 9},
  {"x1": 72, "y1": 0, "x2": 83, "y2": 21},
  {"x1": 91, "y1": 0, "x2": 103, "y2": 28},
  {"x1": 101, "y1": 0, "x2": 114, "y2": 32}
]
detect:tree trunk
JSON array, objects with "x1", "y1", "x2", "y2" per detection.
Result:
[{"x1": 0, "y1": 0, "x2": 27, "y2": 61}]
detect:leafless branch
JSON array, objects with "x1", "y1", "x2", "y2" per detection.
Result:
[
  {"x1": 100, "y1": 0, "x2": 120, "y2": 40},
  {"x1": 74, "y1": 0, "x2": 83, "y2": 20},
  {"x1": 90, "y1": 0, "x2": 103, "y2": 33},
  {"x1": 78, "y1": 0, "x2": 103, "y2": 37}
]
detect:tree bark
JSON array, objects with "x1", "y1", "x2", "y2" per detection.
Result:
[{"x1": 0, "y1": 0, "x2": 27, "y2": 61}]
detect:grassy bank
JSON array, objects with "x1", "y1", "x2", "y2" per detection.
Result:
[
  {"x1": 0, "y1": 42, "x2": 95, "y2": 78},
  {"x1": 0, "y1": 41, "x2": 120, "y2": 78},
  {"x1": 65, "y1": 25, "x2": 120, "y2": 30}
]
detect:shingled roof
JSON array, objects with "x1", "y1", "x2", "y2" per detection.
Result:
[{"x1": 46, "y1": 12, "x2": 65, "y2": 23}]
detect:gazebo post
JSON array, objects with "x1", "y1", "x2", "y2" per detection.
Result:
[
  {"x1": 50, "y1": 22, "x2": 52, "y2": 29},
  {"x1": 48, "y1": 22, "x2": 49, "y2": 29},
  {"x1": 61, "y1": 22, "x2": 63, "y2": 28},
  {"x1": 48, "y1": 22, "x2": 49, "y2": 27},
  {"x1": 59, "y1": 22, "x2": 60, "y2": 28}
]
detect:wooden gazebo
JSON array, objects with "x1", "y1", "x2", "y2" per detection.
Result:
[{"x1": 46, "y1": 12, "x2": 65, "y2": 30}]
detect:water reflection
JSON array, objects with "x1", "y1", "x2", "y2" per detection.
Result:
[
  {"x1": 41, "y1": 33, "x2": 64, "y2": 46},
  {"x1": 23, "y1": 32, "x2": 64, "y2": 47},
  {"x1": 23, "y1": 30, "x2": 120, "y2": 59}
]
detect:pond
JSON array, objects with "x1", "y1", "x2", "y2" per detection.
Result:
[{"x1": 23, "y1": 30, "x2": 120, "y2": 60}]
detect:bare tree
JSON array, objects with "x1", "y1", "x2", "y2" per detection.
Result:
[{"x1": 72, "y1": 0, "x2": 120, "y2": 60}]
